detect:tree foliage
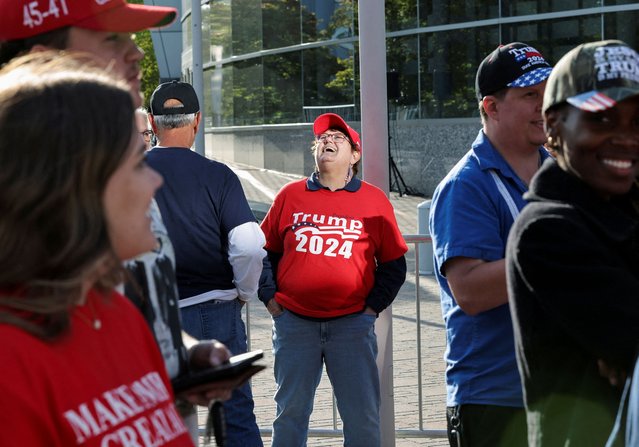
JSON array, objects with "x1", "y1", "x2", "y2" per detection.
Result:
[{"x1": 130, "y1": 0, "x2": 161, "y2": 108}]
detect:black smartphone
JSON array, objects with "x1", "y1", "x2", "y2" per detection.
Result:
[{"x1": 172, "y1": 350, "x2": 265, "y2": 394}]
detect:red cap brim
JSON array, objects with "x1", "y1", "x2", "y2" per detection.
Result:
[
  {"x1": 75, "y1": 3, "x2": 176, "y2": 33},
  {"x1": 313, "y1": 113, "x2": 361, "y2": 151}
]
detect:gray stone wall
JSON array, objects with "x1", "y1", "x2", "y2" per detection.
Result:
[
  {"x1": 205, "y1": 117, "x2": 482, "y2": 198},
  {"x1": 388, "y1": 118, "x2": 481, "y2": 197}
]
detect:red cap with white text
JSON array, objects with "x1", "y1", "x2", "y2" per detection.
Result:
[{"x1": 0, "y1": 0, "x2": 177, "y2": 40}]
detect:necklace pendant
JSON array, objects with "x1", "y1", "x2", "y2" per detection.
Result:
[{"x1": 93, "y1": 319, "x2": 102, "y2": 330}]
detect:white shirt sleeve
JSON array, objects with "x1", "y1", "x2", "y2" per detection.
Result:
[{"x1": 228, "y1": 221, "x2": 266, "y2": 302}]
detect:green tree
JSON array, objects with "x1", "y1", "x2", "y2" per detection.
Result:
[{"x1": 130, "y1": 0, "x2": 160, "y2": 108}]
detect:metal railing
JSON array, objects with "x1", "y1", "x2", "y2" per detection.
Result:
[
  {"x1": 240, "y1": 234, "x2": 446, "y2": 443},
  {"x1": 395, "y1": 234, "x2": 446, "y2": 440}
]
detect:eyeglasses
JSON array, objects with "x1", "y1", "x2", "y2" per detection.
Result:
[
  {"x1": 317, "y1": 133, "x2": 348, "y2": 144},
  {"x1": 141, "y1": 130, "x2": 154, "y2": 140}
]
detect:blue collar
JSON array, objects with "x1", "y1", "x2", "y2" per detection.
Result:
[
  {"x1": 472, "y1": 130, "x2": 551, "y2": 190},
  {"x1": 306, "y1": 172, "x2": 361, "y2": 192}
]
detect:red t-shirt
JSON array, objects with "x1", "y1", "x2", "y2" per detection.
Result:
[
  {"x1": 261, "y1": 179, "x2": 407, "y2": 318},
  {"x1": 0, "y1": 289, "x2": 193, "y2": 447}
]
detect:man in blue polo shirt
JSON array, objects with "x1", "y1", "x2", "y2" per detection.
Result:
[
  {"x1": 429, "y1": 43, "x2": 553, "y2": 447},
  {"x1": 146, "y1": 80, "x2": 266, "y2": 447}
]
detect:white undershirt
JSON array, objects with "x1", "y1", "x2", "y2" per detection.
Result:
[{"x1": 179, "y1": 221, "x2": 266, "y2": 308}]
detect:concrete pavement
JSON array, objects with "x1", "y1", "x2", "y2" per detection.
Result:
[{"x1": 197, "y1": 161, "x2": 449, "y2": 446}]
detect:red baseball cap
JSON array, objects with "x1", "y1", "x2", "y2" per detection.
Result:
[
  {"x1": 313, "y1": 113, "x2": 361, "y2": 151},
  {"x1": 0, "y1": 0, "x2": 177, "y2": 40}
]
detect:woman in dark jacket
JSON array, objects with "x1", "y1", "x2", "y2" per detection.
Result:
[{"x1": 506, "y1": 40, "x2": 639, "y2": 447}]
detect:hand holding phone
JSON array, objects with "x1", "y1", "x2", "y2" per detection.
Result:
[{"x1": 172, "y1": 350, "x2": 265, "y2": 400}]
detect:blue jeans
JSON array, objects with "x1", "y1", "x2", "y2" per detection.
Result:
[
  {"x1": 271, "y1": 310, "x2": 380, "y2": 447},
  {"x1": 180, "y1": 299, "x2": 263, "y2": 447}
]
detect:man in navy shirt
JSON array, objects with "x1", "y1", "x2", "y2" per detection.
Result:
[
  {"x1": 429, "y1": 43, "x2": 553, "y2": 447},
  {"x1": 147, "y1": 80, "x2": 266, "y2": 447}
]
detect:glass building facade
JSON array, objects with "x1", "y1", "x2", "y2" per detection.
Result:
[
  {"x1": 183, "y1": 0, "x2": 639, "y2": 126},
  {"x1": 180, "y1": 0, "x2": 639, "y2": 195}
]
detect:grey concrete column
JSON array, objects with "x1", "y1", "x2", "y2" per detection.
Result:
[
  {"x1": 191, "y1": 0, "x2": 205, "y2": 156},
  {"x1": 358, "y1": 2, "x2": 395, "y2": 446}
]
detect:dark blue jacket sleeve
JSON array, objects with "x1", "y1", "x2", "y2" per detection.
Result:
[
  {"x1": 365, "y1": 255, "x2": 407, "y2": 314},
  {"x1": 258, "y1": 250, "x2": 280, "y2": 306}
]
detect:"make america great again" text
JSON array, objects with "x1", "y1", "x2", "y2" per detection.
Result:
[{"x1": 63, "y1": 371, "x2": 187, "y2": 446}]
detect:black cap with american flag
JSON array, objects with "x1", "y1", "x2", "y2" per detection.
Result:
[{"x1": 475, "y1": 42, "x2": 552, "y2": 102}]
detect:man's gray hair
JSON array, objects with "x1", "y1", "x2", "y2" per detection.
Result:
[{"x1": 153, "y1": 111, "x2": 197, "y2": 130}]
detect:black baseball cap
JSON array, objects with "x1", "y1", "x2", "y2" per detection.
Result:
[
  {"x1": 150, "y1": 80, "x2": 199, "y2": 115},
  {"x1": 476, "y1": 42, "x2": 552, "y2": 101},
  {"x1": 543, "y1": 40, "x2": 639, "y2": 113}
]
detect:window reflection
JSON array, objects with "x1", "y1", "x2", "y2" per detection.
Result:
[
  {"x1": 301, "y1": 0, "x2": 355, "y2": 43},
  {"x1": 604, "y1": 10, "x2": 639, "y2": 43},
  {"x1": 209, "y1": 0, "x2": 231, "y2": 61},
  {"x1": 265, "y1": 53, "x2": 303, "y2": 123},
  {"x1": 233, "y1": 60, "x2": 264, "y2": 126},
  {"x1": 182, "y1": 14, "x2": 192, "y2": 52},
  {"x1": 501, "y1": 0, "x2": 599, "y2": 16},
  {"x1": 420, "y1": 28, "x2": 496, "y2": 118},
  {"x1": 419, "y1": 0, "x2": 498, "y2": 26},
  {"x1": 263, "y1": 1, "x2": 301, "y2": 49},
  {"x1": 386, "y1": 13, "x2": 618, "y2": 120},
  {"x1": 209, "y1": 65, "x2": 234, "y2": 127},
  {"x1": 233, "y1": 0, "x2": 262, "y2": 54},
  {"x1": 190, "y1": 1, "x2": 639, "y2": 126},
  {"x1": 386, "y1": 36, "x2": 419, "y2": 119},
  {"x1": 386, "y1": 0, "x2": 418, "y2": 32},
  {"x1": 202, "y1": 3, "x2": 212, "y2": 63},
  {"x1": 302, "y1": 44, "x2": 356, "y2": 121},
  {"x1": 501, "y1": 15, "x2": 601, "y2": 62}
]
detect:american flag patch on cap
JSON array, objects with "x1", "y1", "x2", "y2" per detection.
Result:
[
  {"x1": 508, "y1": 67, "x2": 553, "y2": 88},
  {"x1": 566, "y1": 91, "x2": 617, "y2": 112}
]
